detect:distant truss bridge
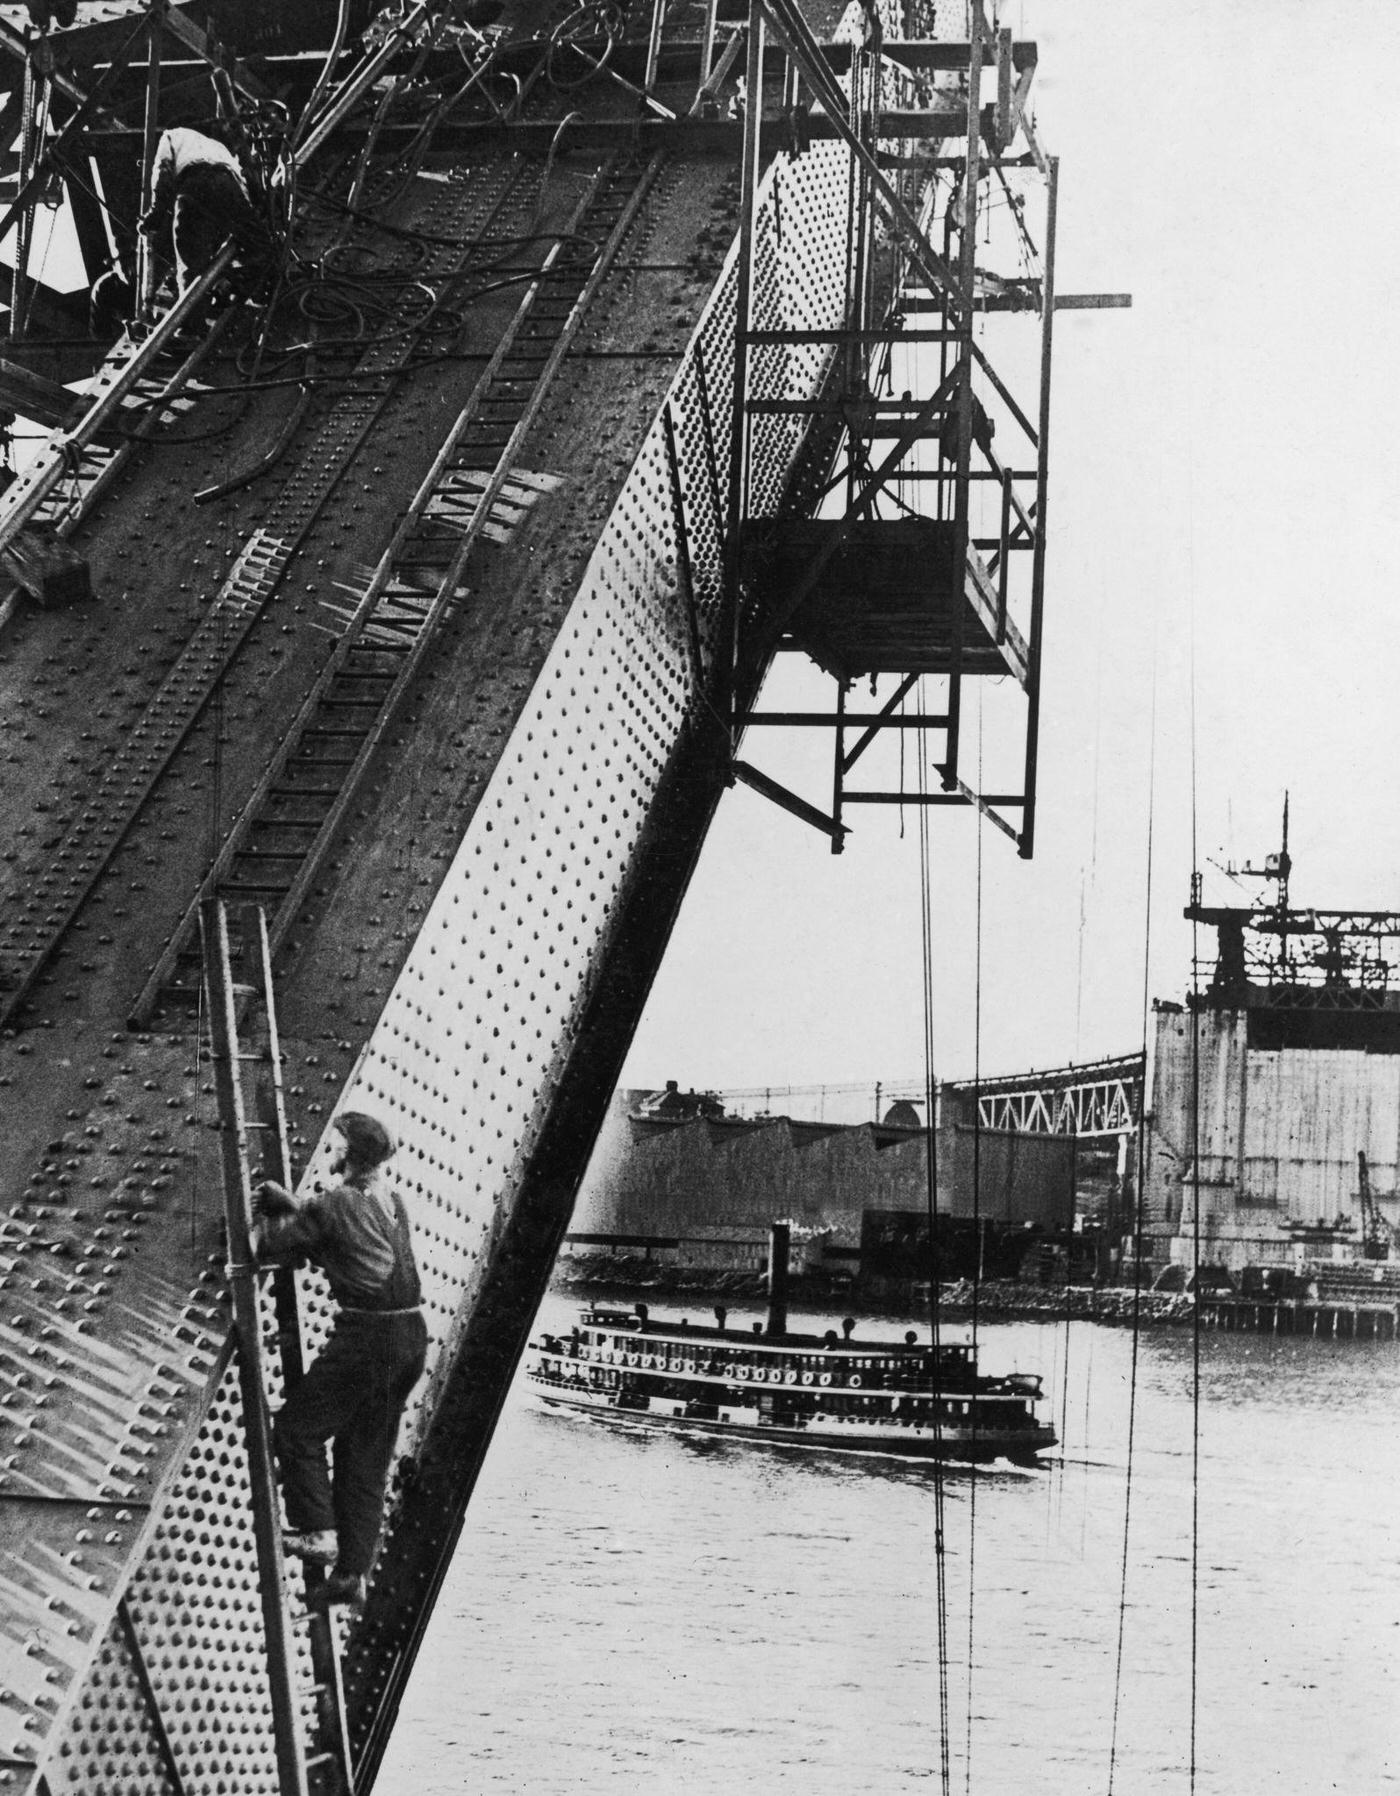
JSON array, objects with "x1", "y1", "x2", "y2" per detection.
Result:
[{"x1": 944, "y1": 1052, "x2": 1145, "y2": 1139}]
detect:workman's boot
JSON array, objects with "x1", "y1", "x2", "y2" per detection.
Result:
[
  {"x1": 309, "y1": 1572, "x2": 366, "y2": 1609},
  {"x1": 283, "y1": 1528, "x2": 338, "y2": 1566}
]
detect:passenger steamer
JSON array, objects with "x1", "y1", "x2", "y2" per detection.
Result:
[{"x1": 528, "y1": 1258, "x2": 1056, "y2": 1463}]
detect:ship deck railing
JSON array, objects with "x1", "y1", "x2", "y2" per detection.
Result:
[
  {"x1": 530, "y1": 1364, "x2": 1047, "y2": 1433},
  {"x1": 532, "y1": 1351, "x2": 1038, "y2": 1408},
  {"x1": 548, "y1": 1344, "x2": 994, "y2": 1393}
]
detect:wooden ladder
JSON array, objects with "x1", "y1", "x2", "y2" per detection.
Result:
[{"x1": 202, "y1": 897, "x2": 356, "y2": 1795}]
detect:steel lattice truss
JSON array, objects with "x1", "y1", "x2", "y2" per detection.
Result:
[{"x1": 949, "y1": 1054, "x2": 1145, "y2": 1139}]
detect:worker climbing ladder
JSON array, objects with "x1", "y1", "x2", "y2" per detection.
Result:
[{"x1": 201, "y1": 896, "x2": 356, "y2": 1795}]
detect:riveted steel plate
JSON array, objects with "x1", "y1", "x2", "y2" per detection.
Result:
[{"x1": 13, "y1": 119, "x2": 905, "y2": 1790}]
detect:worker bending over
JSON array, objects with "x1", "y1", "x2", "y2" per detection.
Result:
[
  {"x1": 256, "y1": 1112, "x2": 428, "y2": 1608},
  {"x1": 138, "y1": 125, "x2": 265, "y2": 293}
]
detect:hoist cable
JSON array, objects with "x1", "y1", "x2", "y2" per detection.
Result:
[
  {"x1": 1187, "y1": 511, "x2": 1203, "y2": 1796},
  {"x1": 1106, "y1": 660, "x2": 1158, "y2": 1795},
  {"x1": 962, "y1": 688, "x2": 985, "y2": 1794},
  {"x1": 916, "y1": 696, "x2": 952, "y2": 1796}
]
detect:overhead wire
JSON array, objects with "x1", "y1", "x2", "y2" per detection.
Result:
[
  {"x1": 1187, "y1": 412, "x2": 1203, "y2": 1796},
  {"x1": 961, "y1": 686, "x2": 985, "y2": 1795},
  {"x1": 1073, "y1": 580, "x2": 1106, "y2": 1057},
  {"x1": 1105, "y1": 649, "x2": 1159, "y2": 1796},
  {"x1": 916, "y1": 689, "x2": 953, "y2": 1796}
]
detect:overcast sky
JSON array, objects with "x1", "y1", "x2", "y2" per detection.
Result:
[{"x1": 622, "y1": 0, "x2": 1400, "y2": 1115}]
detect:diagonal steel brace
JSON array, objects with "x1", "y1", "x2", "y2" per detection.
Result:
[{"x1": 757, "y1": 0, "x2": 965, "y2": 313}]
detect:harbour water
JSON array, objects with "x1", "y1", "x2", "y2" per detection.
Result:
[{"x1": 380, "y1": 1292, "x2": 1400, "y2": 1793}]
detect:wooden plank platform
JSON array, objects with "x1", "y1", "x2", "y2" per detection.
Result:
[{"x1": 746, "y1": 517, "x2": 1028, "y2": 684}]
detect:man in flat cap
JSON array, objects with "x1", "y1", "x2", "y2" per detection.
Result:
[{"x1": 256, "y1": 1110, "x2": 427, "y2": 1607}]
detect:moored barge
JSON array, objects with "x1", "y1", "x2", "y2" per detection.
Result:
[{"x1": 527, "y1": 1300, "x2": 1056, "y2": 1462}]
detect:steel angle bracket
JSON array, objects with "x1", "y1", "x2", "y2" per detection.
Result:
[{"x1": 731, "y1": 756, "x2": 848, "y2": 845}]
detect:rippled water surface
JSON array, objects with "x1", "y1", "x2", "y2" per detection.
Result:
[{"x1": 378, "y1": 1294, "x2": 1400, "y2": 1793}]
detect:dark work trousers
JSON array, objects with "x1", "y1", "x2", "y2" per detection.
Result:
[
  {"x1": 171, "y1": 166, "x2": 261, "y2": 291},
  {"x1": 273, "y1": 1308, "x2": 428, "y2": 1577}
]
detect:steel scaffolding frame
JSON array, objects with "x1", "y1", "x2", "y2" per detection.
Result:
[{"x1": 722, "y1": 0, "x2": 1057, "y2": 857}]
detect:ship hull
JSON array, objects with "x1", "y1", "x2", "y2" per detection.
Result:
[{"x1": 528, "y1": 1373, "x2": 1057, "y2": 1463}]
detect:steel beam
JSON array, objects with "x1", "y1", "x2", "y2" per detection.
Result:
[
  {"x1": 720, "y1": 0, "x2": 765, "y2": 740},
  {"x1": 294, "y1": 0, "x2": 436, "y2": 163},
  {"x1": 0, "y1": 238, "x2": 236, "y2": 548},
  {"x1": 0, "y1": 15, "x2": 122, "y2": 112},
  {"x1": 819, "y1": 37, "x2": 1037, "y2": 73},
  {"x1": 737, "y1": 710, "x2": 950, "y2": 727},
  {"x1": 347, "y1": 703, "x2": 750, "y2": 1787},
  {"x1": 757, "y1": 0, "x2": 964, "y2": 311},
  {"x1": 942, "y1": 0, "x2": 984, "y2": 789},
  {"x1": 136, "y1": 0, "x2": 164, "y2": 323},
  {"x1": 830, "y1": 680, "x2": 844, "y2": 854},
  {"x1": 160, "y1": 5, "x2": 271, "y2": 103},
  {"x1": 0, "y1": 11, "x2": 146, "y2": 292},
  {"x1": 1018, "y1": 154, "x2": 1057, "y2": 859},
  {"x1": 734, "y1": 757, "x2": 846, "y2": 841},
  {"x1": 843, "y1": 673, "x2": 918, "y2": 770}
]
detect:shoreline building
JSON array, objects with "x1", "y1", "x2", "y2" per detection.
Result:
[
  {"x1": 1143, "y1": 837, "x2": 1400, "y2": 1274},
  {"x1": 567, "y1": 1083, "x2": 1075, "y2": 1291}
]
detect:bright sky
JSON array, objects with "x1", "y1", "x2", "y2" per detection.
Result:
[{"x1": 622, "y1": 0, "x2": 1400, "y2": 1110}]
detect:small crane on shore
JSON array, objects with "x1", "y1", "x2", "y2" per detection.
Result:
[{"x1": 1356, "y1": 1152, "x2": 1394, "y2": 1260}]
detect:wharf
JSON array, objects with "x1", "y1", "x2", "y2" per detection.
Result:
[
  {"x1": 1197, "y1": 1297, "x2": 1400, "y2": 1340},
  {"x1": 559, "y1": 1265, "x2": 1400, "y2": 1340},
  {"x1": 555, "y1": 1264, "x2": 1198, "y2": 1326}
]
